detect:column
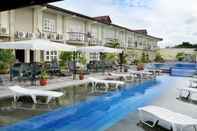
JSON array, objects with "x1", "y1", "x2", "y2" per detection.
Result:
[
  {"x1": 9, "y1": 10, "x2": 15, "y2": 41},
  {"x1": 33, "y1": 7, "x2": 43, "y2": 62},
  {"x1": 25, "y1": 50, "x2": 30, "y2": 63}
]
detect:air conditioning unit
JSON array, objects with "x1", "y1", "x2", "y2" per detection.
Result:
[{"x1": 0, "y1": 27, "x2": 7, "y2": 35}]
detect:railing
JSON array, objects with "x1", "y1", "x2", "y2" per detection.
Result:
[
  {"x1": 89, "y1": 38, "x2": 102, "y2": 46},
  {"x1": 67, "y1": 32, "x2": 86, "y2": 42},
  {"x1": 14, "y1": 31, "x2": 64, "y2": 42}
]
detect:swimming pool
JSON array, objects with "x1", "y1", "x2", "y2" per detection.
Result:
[
  {"x1": 1, "y1": 75, "x2": 173, "y2": 131},
  {"x1": 148, "y1": 63, "x2": 197, "y2": 76}
]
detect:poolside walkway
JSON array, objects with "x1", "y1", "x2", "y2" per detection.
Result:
[
  {"x1": 0, "y1": 73, "x2": 109, "y2": 99},
  {"x1": 107, "y1": 76, "x2": 197, "y2": 131}
]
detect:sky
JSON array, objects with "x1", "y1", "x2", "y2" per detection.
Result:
[{"x1": 52, "y1": 0, "x2": 197, "y2": 48}]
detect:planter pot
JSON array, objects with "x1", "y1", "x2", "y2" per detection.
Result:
[
  {"x1": 79, "y1": 74, "x2": 84, "y2": 80},
  {"x1": 137, "y1": 65, "x2": 144, "y2": 71},
  {"x1": 40, "y1": 79, "x2": 48, "y2": 86}
]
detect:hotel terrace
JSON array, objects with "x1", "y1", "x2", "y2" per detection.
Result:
[{"x1": 0, "y1": 4, "x2": 162, "y2": 63}]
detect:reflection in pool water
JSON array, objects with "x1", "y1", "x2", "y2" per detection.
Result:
[{"x1": 0, "y1": 75, "x2": 172, "y2": 131}]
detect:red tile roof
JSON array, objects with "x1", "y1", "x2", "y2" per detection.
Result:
[
  {"x1": 93, "y1": 16, "x2": 112, "y2": 24},
  {"x1": 133, "y1": 29, "x2": 147, "y2": 35}
]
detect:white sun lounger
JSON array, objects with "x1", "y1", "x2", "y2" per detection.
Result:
[
  {"x1": 8, "y1": 86, "x2": 64, "y2": 104},
  {"x1": 109, "y1": 73, "x2": 136, "y2": 81},
  {"x1": 88, "y1": 77, "x2": 124, "y2": 92},
  {"x1": 189, "y1": 79, "x2": 197, "y2": 88},
  {"x1": 138, "y1": 105, "x2": 197, "y2": 131},
  {"x1": 129, "y1": 70, "x2": 153, "y2": 80},
  {"x1": 177, "y1": 87, "x2": 197, "y2": 100}
]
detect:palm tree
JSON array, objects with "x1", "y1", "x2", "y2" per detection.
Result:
[{"x1": 105, "y1": 39, "x2": 120, "y2": 48}]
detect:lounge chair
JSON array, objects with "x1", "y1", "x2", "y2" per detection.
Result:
[
  {"x1": 8, "y1": 86, "x2": 63, "y2": 104},
  {"x1": 88, "y1": 77, "x2": 124, "y2": 92},
  {"x1": 177, "y1": 87, "x2": 197, "y2": 100},
  {"x1": 189, "y1": 79, "x2": 197, "y2": 88},
  {"x1": 109, "y1": 72, "x2": 136, "y2": 81},
  {"x1": 138, "y1": 105, "x2": 197, "y2": 131},
  {"x1": 129, "y1": 70, "x2": 153, "y2": 80}
]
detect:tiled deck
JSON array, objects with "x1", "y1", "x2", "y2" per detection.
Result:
[{"x1": 0, "y1": 73, "x2": 109, "y2": 99}]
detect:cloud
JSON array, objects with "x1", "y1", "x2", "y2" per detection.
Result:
[{"x1": 52, "y1": 0, "x2": 197, "y2": 47}]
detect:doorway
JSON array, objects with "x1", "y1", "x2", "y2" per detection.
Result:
[
  {"x1": 30, "y1": 50, "x2": 34, "y2": 63},
  {"x1": 15, "y1": 50, "x2": 25, "y2": 63}
]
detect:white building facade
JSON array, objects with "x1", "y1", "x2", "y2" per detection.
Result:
[{"x1": 0, "y1": 5, "x2": 162, "y2": 63}]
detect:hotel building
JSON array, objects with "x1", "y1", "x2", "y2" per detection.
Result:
[{"x1": 0, "y1": 4, "x2": 162, "y2": 63}]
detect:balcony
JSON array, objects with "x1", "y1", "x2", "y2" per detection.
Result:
[
  {"x1": 67, "y1": 32, "x2": 87, "y2": 45},
  {"x1": 89, "y1": 38, "x2": 102, "y2": 46}
]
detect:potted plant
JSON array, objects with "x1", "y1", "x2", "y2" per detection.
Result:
[
  {"x1": 39, "y1": 70, "x2": 49, "y2": 86},
  {"x1": 137, "y1": 63, "x2": 144, "y2": 71},
  {"x1": 79, "y1": 69, "x2": 84, "y2": 80}
]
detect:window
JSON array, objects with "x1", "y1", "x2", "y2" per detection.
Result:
[
  {"x1": 90, "y1": 53, "x2": 100, "y2": 61},
  {"x1": 43, "y1": 18, "x2": 56, "y2": 32},
  {"x1": 45, "y1": 51, "x2": 58, "y2": 61},
  {"x1": 135, "y1": 41, "x2": 138, "y2": 47}
]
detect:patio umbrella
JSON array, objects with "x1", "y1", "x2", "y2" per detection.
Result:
[
  {"x1": 0, "y1": 39, "x2": 76, "y2": 51},
  {"x1": 77, "y1": 46, "x2": 123, "y2": 72},
  {"x1": 77, "y1": 46, "x2": 123, "y2": 53},
  {"x1": 0, "y1": 39, "x2": 77, "y2": 82}
]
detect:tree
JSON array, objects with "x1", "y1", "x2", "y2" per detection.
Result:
[
  {"x1": 0, "y1": 49, "x2": 15, "y2": 64},
  {"x1": 174, "y1": 42, "x2": 193, "y2": 48},
  {"x1": 154, "y1": 52, "x2": 165, "y2": 62},
  {"x1": 140, "y1": 52, "x2": 149, "y2": 63},
  {"x1": 59, "y1": 52, "x2": 73, "y2": 68},
  {"x1": 176, "y1": 52, "x2": 185, "y2": 61},
  {"x1": 145, "y1": 53, "x2": 150, "y2": 63},
  {"x1": 0, "y1": 49, "x2": 15, "y2": 73},
  {"x1": 78, "y1": 54, "x2": 87, "y2": 65}
]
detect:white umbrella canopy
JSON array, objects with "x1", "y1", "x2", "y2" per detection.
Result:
[
  {"x1": 0, "y1": 39, "x2": 76, "y2": 52},
  {"x1": 77, "y1": 46, "x2": 123, "y2": 53}
]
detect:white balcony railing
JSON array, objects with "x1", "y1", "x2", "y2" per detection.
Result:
[{"x1": 67, "y1": 32, "x2": 86, "y2": 42}]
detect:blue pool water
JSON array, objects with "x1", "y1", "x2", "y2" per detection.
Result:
[
  {"x1": 148, "y1": 63, "x2": 197, "y2": 76},
  {"x1": 1, "y1": 76, "x2": 173, "y2": 131},
  {"x1": 170, "y1": 63, "x2": 197, "y2": 77}
]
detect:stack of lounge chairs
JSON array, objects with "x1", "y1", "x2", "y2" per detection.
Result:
[{"x1": 177, "y1": 78, "x2": 197, "y2": 101}]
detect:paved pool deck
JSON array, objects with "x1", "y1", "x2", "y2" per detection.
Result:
[
  {"x1": 0, "y1": 73, "x2": 110, "y2": 99},
  {"x1": 107, "y1": 76, "x2": 197, "y2": 131}
]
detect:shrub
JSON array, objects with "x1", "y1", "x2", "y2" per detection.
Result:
[
  {"x1": 154, "y1": 53, "x2": 165, "y2": 62},
  {"x1": 0, "y1": 49, "x2": 15, "y2": 73},
  {"x1": 176, "y1": 52, "x2": 185, "y2": 61},
  {"x1": 59, "y1": 52, "x2": 73, "y2": 68},
  {"x1": 140, "y1": 52, "x2": 149, "y2": 63}
]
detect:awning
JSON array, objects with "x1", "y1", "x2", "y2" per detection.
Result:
[
  {"x1": 0, "y1": 0, "x2": 61, "y2": 11},
  {"x1": 77, "y1": 46, "x2": 123, "y2": 53},
  {"x1": 0, "y1": 39, "x2": 76, "y2": 52}
]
